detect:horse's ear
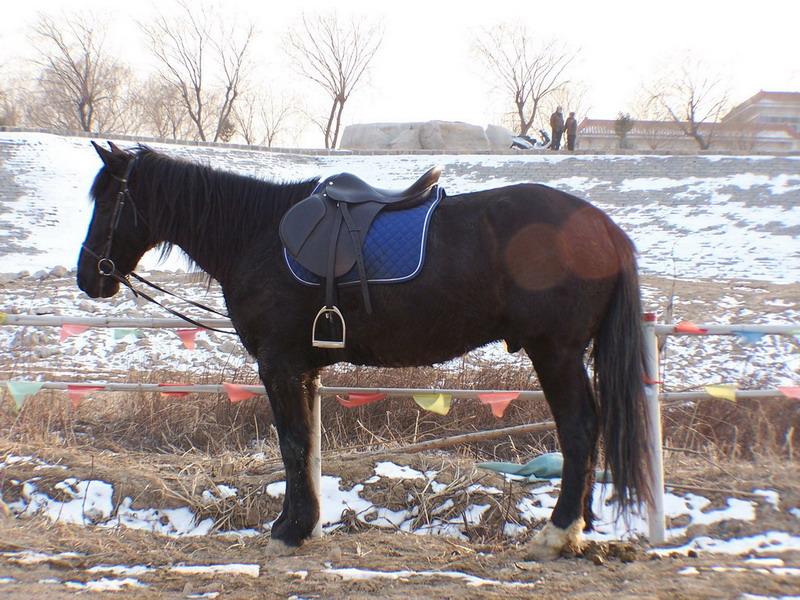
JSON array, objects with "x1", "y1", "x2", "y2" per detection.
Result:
[
  {"x1": 107, "y1": 141, "x2": 125, "y2": 155},
  {"x1": 91, "y1": 140, "x2": 128, "y2": 175}
]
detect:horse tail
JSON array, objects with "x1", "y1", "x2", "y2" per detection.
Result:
[{"x1": 592, "y1": 228, "x2": 653, "y2": 510}]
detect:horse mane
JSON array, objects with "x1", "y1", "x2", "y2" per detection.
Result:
[{"x1": 128, "y1": 146, "x2": 319, "y2": 276}]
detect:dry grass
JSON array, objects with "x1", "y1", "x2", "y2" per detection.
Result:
[{"x1": 1, "y1": 354, "x2": 798, "y2": 464}]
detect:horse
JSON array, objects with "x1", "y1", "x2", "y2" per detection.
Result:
[{"x1": 77, "y1": 141, "x2": 652, "y2": 558}]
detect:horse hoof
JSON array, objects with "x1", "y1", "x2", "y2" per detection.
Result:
[
  {"x1": 266, "y1": 538, "x2": 301, "y2": 556},
  {"x1": 525, "y1": 518, "x2": 585, "y2": 561}
]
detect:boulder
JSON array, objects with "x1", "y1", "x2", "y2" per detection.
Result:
[
  {"x1": 486, "y1": 124, "x2": 514, "y2": 150},
  {"x1": 340, "y1": 120, "x2": 498, "y2": 151}
]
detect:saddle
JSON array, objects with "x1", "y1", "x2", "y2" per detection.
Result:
[{"x1": 280, "y1": 167, "x2": 442, "y2": 348}]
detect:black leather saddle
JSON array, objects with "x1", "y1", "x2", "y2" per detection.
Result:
[{"x1": 280, "y1": 167, "x2": 441, "y2": 348}]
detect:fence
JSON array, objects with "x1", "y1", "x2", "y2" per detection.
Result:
[{"x1": 2, "y1": 311, "x2": 798, "y2": 543}]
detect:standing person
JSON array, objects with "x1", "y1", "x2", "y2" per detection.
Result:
[
  {"x1": 550, "y1": 106, "x2": 564, "y2": 150},
  {"x1": 565, "y1": 111, "x2": 578, "y2": 151}
]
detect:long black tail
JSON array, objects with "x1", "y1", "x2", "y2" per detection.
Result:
[{"x1": 592, "y1": 232, "x2": 653, "y2": 509}]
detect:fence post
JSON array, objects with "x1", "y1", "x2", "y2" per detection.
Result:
[
  {"x1": 311, "y1": 379, "x2": 323, "y2": 538},
  {"x1": 643, "y1": 312, "x2": 666, "y2": 544}
]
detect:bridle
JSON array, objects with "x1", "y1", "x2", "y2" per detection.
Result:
[{"x1": 82, "y1": 157, "x2": 235, "y2": 335}]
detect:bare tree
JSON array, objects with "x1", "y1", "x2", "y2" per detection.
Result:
[
  {"x1": 475, "y1": 24, "x2": 577, "y2": 136},
  {"x1": 233, "y1": 88, "x2": 300, "y2": 147},
  {"x1": 642, "y1": 56, "x2": 731, "y2": 150},
  {"x1": 140, "y1": 1, "x2": 255, "y2": 143},
  {"x1": 129, "y1": 76, "x2": 193, "y2": 140},
  {"x1": 285, "y1": 13, "x2": 383, "y2": 149},
  {"x1": 29, "y1": 13, "x2": 129, "y2": 132}
]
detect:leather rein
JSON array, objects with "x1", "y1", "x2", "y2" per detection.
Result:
[{"x1": 85, "y1": 158, "x2": 235, "y2": 335}]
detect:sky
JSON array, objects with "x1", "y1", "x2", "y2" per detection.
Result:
[{"x1": 2, "y1": 0, "x2": 799, "y2": 137}]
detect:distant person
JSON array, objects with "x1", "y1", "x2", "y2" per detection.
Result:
[
  {"x1": 565, "y1": 111, "x2": 578, "y2": 151},
  {"x1": 550, "y1": 106, "x2": 564, "y2": 150}
]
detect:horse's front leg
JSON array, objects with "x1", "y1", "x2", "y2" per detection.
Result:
[{"x1": 258, "y1": 350, "x2": 320, "y2": 555}]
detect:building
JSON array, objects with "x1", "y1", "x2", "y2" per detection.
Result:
[{"x1": 576, "y1": 91, "x2": 800, "y2": 153}]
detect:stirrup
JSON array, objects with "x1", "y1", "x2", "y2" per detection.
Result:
[{"x1": 312, "y1": 306, "x2": 346, "y2": 349}]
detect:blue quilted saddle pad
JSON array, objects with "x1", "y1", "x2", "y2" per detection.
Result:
[{"x1": 285, "y1": 186, "x2": 442, "y2": 286}]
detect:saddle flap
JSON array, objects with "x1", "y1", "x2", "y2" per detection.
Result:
[{"x1": 279, "y1": 194, "x2": 327, "y2": 258}]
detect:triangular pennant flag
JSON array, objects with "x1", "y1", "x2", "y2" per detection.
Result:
[
  {"x1": 731, "y1": 330, "x2": 766, "y2": 344},
  {"x1": 158, "y1": 383, "x2": 192, "y2": 398},
  {"x1": 477, "y1": 392, "x2": 519, "y2": 418},
  {"x1": 223, "y1": 382, "x2": 259, "y2": 403},
  {"x1": 778, "y1": 387, "x2": 800, "y2": 399},
  {"x1": 66, "y1": 384, "x2": 105, "y2": 408},
  {"x1": 60, "y1": 323, "x2": 91, "y2": 342},
  {"x1": 413, "y1": 393, "x2": 452, "y2": 415},
  {"x1": 336, "y1": 393, "x2": 387, "y2": 408},
  {"x1": 704, "y1": 384, "x2": 737, "y2": 402},
  {"x1": 176, "y1": 329, "x2": 202, "y2": 350},
  {"x1": 0, "y1": 312, "x2": 7, "y2": 324},
  {"x1": 114, "y1": 328, "x2": 142, "y2": 341},
  {"x1": 674, "y1": 321, "x2": 708, "y2": 334},
  {"x1": 5, "y1": 381, "x2": 45, "y2": 409}
]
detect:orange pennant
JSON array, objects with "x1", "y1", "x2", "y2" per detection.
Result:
[
  {"x1": 223, "y1": 382, "x2": 259, "y2": 402},
  {"x1": 674, "y1": 321, "x2": 708, "y2": 334},
  {"x1": 336, "y1": 393, "x2": 387, "y2": 407},
  {"x1": 778, "y1": 387, "x2": 800, "y2": 399},
  {"x1": 176, "y1": 329, "x2": 202, "y2": 350},
  {"x1": 158, "y1": 383, "x2": 192, "y2": 398},
  {"x1": 477, "y1": 392, "x2": 519, "y2": 418},
  {"x1": 60, "y1": 324, "x2": 90, "y2": 342},
  {"x1": 66, "y1": 384, "x2": 105, "y2": 408}
]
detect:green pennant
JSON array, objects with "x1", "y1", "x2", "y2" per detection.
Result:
[
  {"x1": 413, "y1": 393, "x2": 452, "y2": 415},
  {"x1": 5, "y1": 381, "x2": 45, "y2": 409},
  {"x1": 113, "y1": 328, "x2": 142, "y2": 340}
]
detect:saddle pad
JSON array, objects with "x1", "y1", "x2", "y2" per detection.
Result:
[{"x1": 285, "y1": 187, "x2": 442, "y2": 286}]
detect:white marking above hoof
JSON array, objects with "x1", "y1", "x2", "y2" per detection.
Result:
[
  {"x1": 266, "y1": 538, "x2": 301, "y2": 556},
  {"x1": 525, "y1": 518, "x2": 585, "y2": 561}
]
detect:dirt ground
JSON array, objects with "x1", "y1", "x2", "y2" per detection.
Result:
[{"x1": 1, "y1": 442, "x2": 799, "y2": 600}]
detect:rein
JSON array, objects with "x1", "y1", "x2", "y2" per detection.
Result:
[{"x1": 88, "y1": 158, "x2": 235, "y2": 335}]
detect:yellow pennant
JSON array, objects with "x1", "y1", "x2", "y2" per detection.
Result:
[
  {"x1": 413, "y1": 394, "x2": 452, "y2": 415},
  {"x1": 704, "y1": 384, "x2": 738, "y2": 402}
]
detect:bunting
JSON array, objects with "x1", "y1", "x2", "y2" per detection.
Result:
[
  {"x1": 477, "y1": 392, "x2": 518, "y2": 418},
  {"x1": 336, "y1": 393, "x2": 387, "y2": 408},
  {"x1": 704, "y1": 384, "x2": 738, "y2": 402},
  {"x1": 778, "y1": 387, "x2": 800, "y2": 399},
  {"x1": 674, "y1": 321, "x2": 708, "y2": 334},
  {"x1": 5, "y1": 381, "x2": 45, "y2": 409},
  {"x1": 223, "y1": 382, "x2": 259, "y2": 402},
  {"x1": 60, "y1": 323, "x2": 90, "y2": 342},
  {"x1": 158, "y1": 383, "x2": 192, "y2": 398},
  {"x1": 113, "y1": 328, "x2": 142, "y2": 341},
  {"x1": 731, "y1": 330, "x2": 766, "y2": 344},
  {"x1": 66, "y1": 384, "x2": 105, "y2": 408},
  {"x1": 413, "y1": 393, "x2": 452, "y2": 415},
  {"x1": 176, "y1": 329, "x2": 202, "y2": 350}
]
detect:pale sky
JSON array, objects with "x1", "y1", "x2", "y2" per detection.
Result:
[{"x1": 2, "y1": 0, "x2": 799, "y2": 138}]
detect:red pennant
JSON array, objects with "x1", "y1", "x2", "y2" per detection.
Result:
[
  {"x1": 223, "y1": 382, "x2": 259, "y2": 402},
  {"x1": 477, "y1": 392, "x2": 519, "y2": 418},
  {"x1": 643, "y1": 375, "x2": 663, "y2": 385},
  {"x1": 176, "y1": 329, "x2": 202, "y2": 350},
  {"x1": 674, "y1": 321, "x2": 708, "y2": 334},
  {"x1": 779, "y1": 387, "x2": 800, "y2": 399},
  {"x1": 158, "y1": 383, "x2": 192, "y2": 398},
  {"x1": 336, "y1": 393, "x2": 387, "y2": 408},
  {"x1": 60, "y1": 324, "x2": 90, "y2": 342},
  {"x1": 66, "y1": 384, "x2": 105, "y2": 408}
]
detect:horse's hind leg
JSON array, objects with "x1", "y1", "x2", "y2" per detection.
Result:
[
  {"x1": 524, "y1": 340, "x2": 598, "y2": 560},
  {"x1": 258, "y1": 350, "x2": 320, "y2": 555}
]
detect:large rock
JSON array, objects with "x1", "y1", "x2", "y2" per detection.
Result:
[{"x1": 341, "y1": 121, "x2": 510, "y2": 151}]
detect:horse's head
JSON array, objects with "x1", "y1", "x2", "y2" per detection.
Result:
[{"x1": 77, "y1": 142, "x2": 153, "y2": 298}]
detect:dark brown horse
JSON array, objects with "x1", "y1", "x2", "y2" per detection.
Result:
[{"x1": 77, "y1": 142, "x2": 651, "y2": 557}]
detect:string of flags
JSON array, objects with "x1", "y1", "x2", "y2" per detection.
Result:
[
  {"x1": 673, "y1": 321, "x2": 800, "y2": 343},
  {"x1": 58, "y1": 323, "x2": 204, "y2": 349}
]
